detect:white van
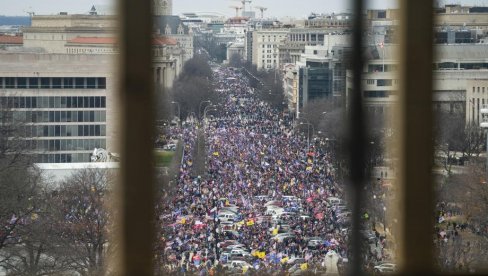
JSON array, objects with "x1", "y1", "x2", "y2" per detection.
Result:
[
  {"x1": 265, "y1": 207, "x2": 285, "y2": 217},
  {"x1": 218, "y1": 213, "x2": 236, "y2": 222},
  {"x1": 326, "y1": 197, "x2": 342, "y2": 206}
]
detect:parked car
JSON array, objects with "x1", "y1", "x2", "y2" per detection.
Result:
[
  {"x1": 273, "y1": 232, "x2": 296, "y2": 242},
  {"x1": 218, "y1": 213, "x2": 237, "y2": 222},
  {"x1": 374, "y1": 263, "x2": 396, "y2": 274},
  {"x1": 223, "y1": 260, "x2": 252, "y2": 271},
  {"x1": 287, "y1": 257, "x2": 306, "y2": 265},
  {"x1": 307, "y1": 237, "x2": 324, "y2": 249},
  {"x1": 230, "y1": 248, "x2": 251, "y2": 258},
  {"x1": 163, "y1": 143, "x2": 176, "y2": 151},
  {"x1": 326, "y1": 197, "x2": 342, "y2": 206}
]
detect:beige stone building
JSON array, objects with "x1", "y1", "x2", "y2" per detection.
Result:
[
  {"x1": 0, "y1": 52, "x2": 118, "y2": 163},
  {"x1": 346, "y1": 44, "x2": 488, "y2": 126},
  {"x1": 0, "y1": 6, "x2": 185, "y2": 163},
  {"x1": 154, "y1": 0, "x2": 173, "y2": 16},
  {"x1": 23, "y1": 14, "x2": 117, "y2": 54},
  {"x1": 252, "y1": 29, "x2": 289, "y2": 70},
  {"x1": 467, "y1": 79, "x2": 488, "y2": 126}
]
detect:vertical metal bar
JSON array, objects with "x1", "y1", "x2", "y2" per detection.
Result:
[
  {"x1": 117, "y1": 0, "x2": 154, "y2": 274},
  {"x1": 349, "y1": 0, "x2": 366, "y2": 274},
  {"x1": 396, "y1": 0, "x2": 434, "y2": 273}
]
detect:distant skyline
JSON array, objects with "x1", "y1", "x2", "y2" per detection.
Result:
[{"x1": 1, "y1": 0, "x2": 487, "y2": 17}]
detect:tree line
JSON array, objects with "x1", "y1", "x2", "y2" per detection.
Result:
[{"x1": 156, "y1": 53, "x2": 219, "y2": 124}]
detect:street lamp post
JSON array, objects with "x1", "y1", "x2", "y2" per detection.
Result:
[
  {"x1": 204, "y1": 106, "x2": 218, "y2": 127},
  {"x1": 212, "y1": 196, "x2": 220, "y2": 265},
  {"x1": 199, "y1": 100, "x2": 211, "y2": 119},
  {"x1": 299, "y1": 121, "x2": 314, "y2": 150},
  {"x1": 479, "y1": 104, "x2": 488, "y2": 179},
  {"x1": 171, "y1": 101, "x2": 180, "y2": 126}
]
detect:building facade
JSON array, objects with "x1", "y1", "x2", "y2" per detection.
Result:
[
  {"x1": 153, "y1": 0, "x2": 173, "y2": 16},
  {"x1": 0, "y1": 52, "x2": 117, "y2": 163},
  {"x1": 296, "y1": 46, "x2": 334, "y2": 111},
  {"x1": 346, "y1": 44, "x2": 488, "y2": 126},
  {"x1": 23, "y1": 14, "x2": 117, "y2": 54},
  {"x1": 251, "y1": 29, "x2": 289, "y2": 70},
  {"x1": 0, "y1": 7, "x2": 186, "y2": 164}
]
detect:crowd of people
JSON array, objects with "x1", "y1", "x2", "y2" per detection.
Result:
[{"x1": 157, "y1": 66, "x2": 351, "y2": 275}]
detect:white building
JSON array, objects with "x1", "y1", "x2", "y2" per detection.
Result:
[
  {"x1": 226, "y1": 41, "x2": 245, "y2": 62},
  {"x1": 23, "y1": 13, "x2": 117, "y2": 54},
  {"x1": 346, "y1": 44, "x2": 488, "y2": 125},
  {"x1": 154, "y1": 0, "x2": 173, "y2": 16},
  {"x1": 252, "y1": 29, "x2": 289, "y2": 70},
  {"x1": 0, "y1": 51, "x2": 118, "y2": 163}
]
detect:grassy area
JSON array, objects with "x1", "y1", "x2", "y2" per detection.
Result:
[{"x1": 155, "y1": 150, "x2": 175, "y2": 167}]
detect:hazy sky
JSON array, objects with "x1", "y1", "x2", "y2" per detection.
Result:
[{"x1": 1, "y1": 0, "x2": 487, "y2": 17}]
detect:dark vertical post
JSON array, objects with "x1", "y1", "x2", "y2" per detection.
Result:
[
  {"x1": 118, "y1": 0, "x2": 154, "y2": 274},
  {"x1": 398, "y1": 0, "x2": 434, "y2": 273},
  {"x1": 349, "y1": 0, "x2": 366, "y2": 274}
]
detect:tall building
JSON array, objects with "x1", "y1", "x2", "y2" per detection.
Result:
[
  {"x1": 0, "y1": 52, "x2": 117, "y2": 163},
  {"x1": 0, "y1": 7, "x2": 186, "y2": 164},
  {"x1": 153, "y1": 15, "x2": 194, "y2": 63},
  {"x1": 252, "y1": 29, "x2": 289, "y2": 70},
  {"x1": 345, "y1": 43, "x2": 488, "y2": 126},
  {"x1": 154, "y1": 0, "x2": 173, "y2": 16},
  {"x1": 23, "y1": 13, "x2": 117, "y2": 54},
  {"x1": 279, "y1": 30, "x2": 350, "y2": 65},
  {"x1": 294, "y1": 46, "x2": 335, "y2": 115}
]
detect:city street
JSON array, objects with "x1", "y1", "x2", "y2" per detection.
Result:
[{"x1": 158, "y1": 65, "x2": 352, "y2": 274}]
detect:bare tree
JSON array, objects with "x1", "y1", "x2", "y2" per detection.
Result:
[
  {"x1": 435, "y1": 162, "x2": 488, "y2": 273},
  {"x1": 228, "y1": 53, "x2": 243, "y2": 68},
  {"x1": 46, "y1": 169, "x2": 113, "y2": 276},
  {"x1": 170, "y1": 54, "x2": 219, "y2": 119},
  {"x1": 0, "y1": 189, "x2": 68, "y2": 275},
  {"x1": 434, "y1": 111, "x2": 485, "y2": 175},
  {"x1": 0, "y1": 99, "x2": 41, "y2": 251}
]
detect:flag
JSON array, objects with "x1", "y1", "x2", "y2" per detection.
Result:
[
  {"x1": 241, "y1": 194, "x2": 248, "y2": 207},
  {"x1": 315, "y1": 212, "x2": 324, "y2": 220},
  {"x1": 272, "y1": 228, "x2": 278, "y2": 236}
]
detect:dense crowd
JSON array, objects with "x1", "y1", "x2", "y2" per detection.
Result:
[{"x1": 157, "y1": 66, "x2": 350, "y2": 275}]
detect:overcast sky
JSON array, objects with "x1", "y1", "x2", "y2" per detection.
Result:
[{"x1": 1, "y1": 0, "x2": 487, "y2": 17}]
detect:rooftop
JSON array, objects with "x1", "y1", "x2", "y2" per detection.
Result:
[
  {"x1": 0, "y1": 35, "x2": 23, "y2": 45},
  {"x1": 66, "y1": 36, "x2": 178, "y2": 46},
  {"x1": 68, "y1": 36, "x2": 116, "y2": 45}
]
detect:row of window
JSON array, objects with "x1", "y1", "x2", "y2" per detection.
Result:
[
  {"x1": 35, "y1": 138, "x2": 106, "y2": 152},
  {"x1": 1, "y1": 96, "x2": 106, "y2": 109},
  {"x1": 34, "y1": 153, "x2": 93, "y2": 163},
  {"x1": 366, "y1": 79, "x2": 397, "y2": 86},
  {"x1": 10, "y1": 138, "x2": 105, "y2": 153},
  {"x1": 472, "y1": 86, "x2": 487, "y2": 93},
  {"x1": 364, "y1": 90, "x2": 396, "y2": 98},
  {"x1": 0, "y1": 77, "x2": 107, "y2": 89},
  {"x1": 367, "y1": 64, "x2": 398, "y2": 73},
  {"x1": 10, "y1": 111, "x2": 106, "y2": 123},
  {"x1": 436, "y1": 62, "x2": 488, "y2": 70},
  {"x1": 18, "y1": 124, "x2": 106, "y2": 138}
]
